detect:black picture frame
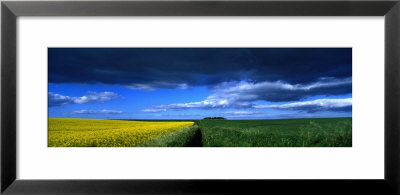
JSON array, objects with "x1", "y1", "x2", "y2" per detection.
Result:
[{"x1": 2, "y1": 0, "x2": 400, "y2": 194}]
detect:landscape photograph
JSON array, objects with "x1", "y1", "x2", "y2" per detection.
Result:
[{"x1": 48, "y1": 48, "x2": 352, "y2": 147}]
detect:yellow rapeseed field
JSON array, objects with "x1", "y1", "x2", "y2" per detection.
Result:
[{"x1": 48, "y1": 118, "x2": 194, "y2": 147}]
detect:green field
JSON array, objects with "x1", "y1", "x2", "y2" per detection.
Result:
[
  {"x1": 197, "y1": 117, "x2": 352, "y2": 147},
  {"x1": 49, "y1": 117, "x2": 351, "y2": 147}
]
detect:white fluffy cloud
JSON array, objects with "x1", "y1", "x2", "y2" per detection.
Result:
[
  {"x1": 71, "y1": 109, "x2": 124, "y2": 114},
  {"x1": 222, "y1": 111, "x2": 260, "y2": 115},
  {"x1": 142, "y1": 77, "x2": 352, "y2": 112},
  {"x1": 141, "y1": 108, "x2": 167, "y2": 113},
  {"x1": 208, "y1": 77, "x2": 351, "y2": 103},
  {"x1": 49, "y1": 91, "x2": 119, "y2": 107},
  {"x1": 255, "y1": 98, "x2": 352, "y2": 113}
]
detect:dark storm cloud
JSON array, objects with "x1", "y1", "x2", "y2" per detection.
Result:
[{"x1": 48, "y1": 48, "x2": 352, "y2": 90}]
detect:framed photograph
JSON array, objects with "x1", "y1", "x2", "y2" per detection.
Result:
[{"x1": 2, "y1": 0, "x2": 400, "y2": 194}]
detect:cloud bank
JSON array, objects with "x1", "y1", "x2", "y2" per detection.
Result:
[
  {"x1": 255, "y1": 98, "x2": 352, "y2": 113},
  {"x1": 142, "y1": 78, "x2": 352, "y2": 112},
  {"x1": 49, "y1": 91, "x2": 118, "y2": 107},
  {"x1": 222, "y1": 111, "x2": 261, "y2": 115},
  {"x1": 71, "y1": 109, "x2": 124, "y2": 114}
]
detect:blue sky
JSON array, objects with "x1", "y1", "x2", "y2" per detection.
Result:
[{"x1": 48, "y1": 48, "x2": 352, "y2": 119}]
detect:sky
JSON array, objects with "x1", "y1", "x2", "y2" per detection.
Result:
[{"x1": 48, "y1": 48, "x2": 352, "y2": 119}]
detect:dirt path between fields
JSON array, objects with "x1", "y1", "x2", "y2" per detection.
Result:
[{"x1": 186, "y1": 128, "x2": 203, "y2": 147}]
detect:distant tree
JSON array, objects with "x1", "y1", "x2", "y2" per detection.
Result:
[{"x1": 203, "y1": 117, "x2": 226, "y2": 120}]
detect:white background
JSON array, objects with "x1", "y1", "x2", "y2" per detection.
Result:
[{"x1": 17, "y1": 17, "x2": 384, "y2": 179}]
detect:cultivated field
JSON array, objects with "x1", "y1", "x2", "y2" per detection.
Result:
[
  {"x1": 198, "y1": 118, "x2": 352, "y2": 147},
  {"x1": 48, "y1": 118, "x2": 194, "y2": 147},
  {"x1": 48, "y1": 117, "x2": 351, "y2": 147}
]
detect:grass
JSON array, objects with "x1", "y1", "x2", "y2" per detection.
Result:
[
  {"x1": 197, "y1": 117, "x2": 352, "y2": 147},
  {"x1": 48, "y1": 118, "x2": 194, "y2": 147},
  {"x1": 139, "y1": 125, "x2": 200, "y2": 147}
]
